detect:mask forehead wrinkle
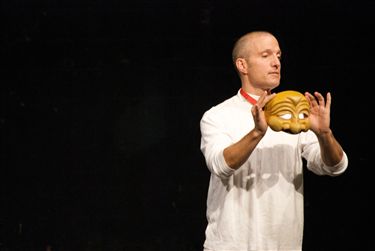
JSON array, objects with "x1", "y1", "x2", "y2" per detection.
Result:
[
  {"x1": 268, "y1": 91, "x2": 309, "y2": 115},
  {"x1": 269, "y1": 98, "x2": 295, "y2": 114},
  {"x1": 296, "y1": 100, "x2": 310, "y2": 113},
  {"x1": 289, "y1": 95, "x2": 302, "y2": 105}
]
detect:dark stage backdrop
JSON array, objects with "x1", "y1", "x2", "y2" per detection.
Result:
[{"x1": 1, "y1": 0, "x2": 373, "y2": 250}]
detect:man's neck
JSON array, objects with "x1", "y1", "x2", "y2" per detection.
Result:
[{"x1": 241, "y1": 85, "x2": 265, "y2": 96}]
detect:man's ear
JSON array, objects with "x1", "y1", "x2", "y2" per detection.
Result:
[{"x1": 235, "y1": 58, "x2": 247, "y2": 74}]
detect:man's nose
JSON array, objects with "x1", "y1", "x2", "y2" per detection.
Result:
[{"x1": 271, "y1": 55, "x2": 280, "y2": 68}]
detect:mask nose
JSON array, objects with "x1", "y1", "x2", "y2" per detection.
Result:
[{"x1": 289, "y1": 119, "x2": 302, "y2": 134}]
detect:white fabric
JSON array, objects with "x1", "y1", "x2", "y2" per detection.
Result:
[{"x1": 200, "y1": 89, "x2": 348, "y2": 251}]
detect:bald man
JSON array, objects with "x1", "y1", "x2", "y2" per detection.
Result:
[{"x1": 199, "y1": 31, "x2": 348, "y2": 251}]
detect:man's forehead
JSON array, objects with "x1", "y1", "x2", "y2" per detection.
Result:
[{"x1": 248, "y1": 35, "x2": 280, "y2": 52}]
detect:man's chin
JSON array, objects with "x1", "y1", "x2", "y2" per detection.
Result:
[{"x1": 267, "y1": 81, "x2": 280, "y2": 90}]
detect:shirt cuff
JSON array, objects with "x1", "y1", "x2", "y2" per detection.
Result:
[
  {"x1": 322, "y1": 152, "x2": 348, "y2": 176},
  {"x1": 217, "y1": 149, "x2": 236, "y2": 178}
]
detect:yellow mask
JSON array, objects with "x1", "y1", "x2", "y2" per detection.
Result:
[{"x1": 264, "y1": 90, "x2": 310, "y2": 134}]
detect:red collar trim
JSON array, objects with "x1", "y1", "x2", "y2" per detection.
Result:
[{"x1": 240, "y1": 88, "x2": 257, "y2": 105}]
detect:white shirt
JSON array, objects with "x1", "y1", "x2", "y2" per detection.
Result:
[{"x1": 200, "y1": 89, "x2": 348, "y2": 251}]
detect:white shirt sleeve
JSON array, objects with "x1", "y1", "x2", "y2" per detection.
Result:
[
  {"x1": 200, "y1": 109, "x2": 235, "y2": 178},
  {"x1": 301, "y1": 132, "x2": 348, "y2": 176}
]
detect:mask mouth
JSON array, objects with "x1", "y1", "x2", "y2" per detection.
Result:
[{"x1": 283, "y1": 128, "x2": 300, "y2": 135}]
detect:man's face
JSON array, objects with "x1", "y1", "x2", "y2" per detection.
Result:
[
  {"x1": 264, "y1": 90, "x2": 310, "y2": 134},
  {"x1": 246, "y1": 34, "x2": 281, "y2": 90}
]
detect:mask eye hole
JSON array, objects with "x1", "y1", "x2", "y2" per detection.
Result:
[
  {"x1": 299, "y1": 113, "x2": 308, "y2": 119},
  {"x1": 280, "y1": 113, "x2": 292, "y2": 120}
]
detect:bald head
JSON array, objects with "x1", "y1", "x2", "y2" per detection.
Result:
[
  {"x1": 230, "y1": 31, "x2": 281, "y2": 92},
  {"x1": 232, "y1": 31, "x2": 277, "y2": 65}
]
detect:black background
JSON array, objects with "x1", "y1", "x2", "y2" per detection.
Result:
[{"x1": 1, "y1": 0, "x2": 374, "y2": 250}]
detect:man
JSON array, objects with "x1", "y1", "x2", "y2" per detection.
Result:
[{"x1": 199, "y1": 31, "x2": 348, "y2": 251}]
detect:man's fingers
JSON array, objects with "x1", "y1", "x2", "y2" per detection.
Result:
[
  {"x1": 259, "y1": 91, "x2": 275, "y2": 108},
  {"x1": 326, "y1": 92, "x2": 331, "y2": 108}
]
